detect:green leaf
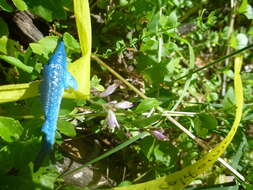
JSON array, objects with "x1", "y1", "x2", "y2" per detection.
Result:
[
  {"x1": 0, "y1": 116, "x2": 23, "y2": 142},
  {"x1": 198, "y1": 113, "x2": 218, "y2": 130},
  {"x1": 0, "y1": 55, "x2": 33, "y2": 73},
  {"x1": 25, "y1": 0, "x2": 67, "y2": 21},
  {"x1": 63, "y1": 32, "x2": 81, "y2": 53},
  {"x1": 91, "y1": 75, "x2": 105, "y2": 91},
  {"x1": 139, "y1": 136, "x2": 155, "y2": 161},
  {"x1": 57, "y1": 120, "x2": 76, "y2": 137},
  {"x1": 0, "y1": 18, "x2": 9, "y2": 37},
  {"x1": 133, "y1": 115, "x2": 162, "y2": 128},
  {"x1": 59, "y1": 99, "x2": 77, "y2": 116},
  {"x1": 0, "y1": 0, "x2": 14, "y2": 12},
  {"x1": 193, "y1": 117, "x2": 209, "y2": 138},
  {"x1": 153, "y1": 143, "x2": 173, "y2": 167},
  {"x1": 29, "y1": 36, "x2": 59, "y2": 59},
  {"x1": 32, "y1": 165, "x2": 59, "y2": 188},
  {"x1": 0, "y1": 36, "x2": 8, "y2": 54},
  {"x1": 147, "y1": 12, "x2": 160, "y2": 33},
  {"x1": 119, "y1": 0, "x2": 128, "y2": 6},
  {"x1": 11, "y1": 0, "x2": 28, "y2": 11},
  {"x1": 167, "y1": 11, "x2": 178, "y2": 27},
  {"x1": 231, "y1": 134, "x2": 247, "y2": 169},
  {"x1": 136, "y1": 98, "x2": 161, "y2": 113},
  {"x1": 239, "y1": 0, "x2": 248, "y2": 13},
  {"x1": 223, "y1": 87, "x2": 235, "y2": 110},
  {"x1": 33, "y1": 5, "x2": 53, "y2": 21}
]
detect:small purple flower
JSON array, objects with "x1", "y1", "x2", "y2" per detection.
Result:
[
  {"x1": 99, "y1": 83, "x2": 119, "y2": 97},
  {"x1": 152, "y1": 130, "x2": 168, "y2": 141},
  {"x1": 107, "y1": 109, "x2": 120, "y2": 132},
  {"x1": 114, "y1": 101, "x2": 133, "y2": 109}
]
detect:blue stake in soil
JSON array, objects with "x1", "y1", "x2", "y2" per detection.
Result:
[{"x1": 34, "y1": 41, "x2": 77, "y2": 172}]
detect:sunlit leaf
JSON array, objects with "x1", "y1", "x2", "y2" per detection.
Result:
[
  {"x1": 29, "y1": 36, "x2": 59, "y2": 59},
  {"x1": 57, "y1": 120, "x2": 76, "y2": 137},
  {"x1": 11, "y1": 0, "x2": 28, "y2": 11},
  {"x1": 0, "y1": 36, "x2": 8, "y2": 54},
  {"x1": 63, "y1": 32, "x2": 81, "y2": 53},
  {"x1": 0, "y1": 116, "x2": 23, "y2": 142},
  {"x1": 0, "y1": 55, "x2": 33, "y2": 73}
]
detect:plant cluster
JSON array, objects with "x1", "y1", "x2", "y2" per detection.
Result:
[{"x1": 0, "y1": 0, "x2": 253, "y2": 190}]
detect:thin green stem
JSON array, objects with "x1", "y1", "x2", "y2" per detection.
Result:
[{"x1": 173, "y1": 44, "x2": 253, "y2": 82}]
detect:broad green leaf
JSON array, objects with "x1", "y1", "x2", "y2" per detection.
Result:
[
  {"x1": 0, "y1": 18, "x2": 9, "y2": 36},
  {"x1": 59, "y1": 99, "x2": 77, "y2": 116},
  {"x1": 0, "y1": 0, "x2": 14, "y2": 12},
  {"x1": 11, "y1": 0, "x2": 28, "y2": 11},
  {"x1": 119, "y1": 0, "x2": 128, "y2": 6},
  {"x1": 194, "y1": 113, "x2": 218, "y2": 138},
  {"x1": 0, "y1": 116, "x2": 23, "y2": 142},
  {"x1": 63, "y1": 32, "x2": 81, "y2": 53},
  {"x1": 136, "y1": 98, "x2": 160, "y2": 113},
  {"x1": 29, "y1": 36, "x2": 59, "y2": 59},
  {"x1": 198, "y1": 113, "x2": 218, "y2": 130},
  {"x1": 193, "y1": 117, "x2": 209, "y2": 138},
  {"x1": 32, "y1": 5, "x2": 53, "y2": 21},
  {"x1": 167, "y1": 11, "x2": 178, "y2": 27},
  {"x1": 57, "y1": 120, "x2": 76, "y2": 137},
  {"x1": 0, "y1": 55, "x2": 33, "y2": 73},
  {"x1": 25, "y1": 0, "x2": 66, "y2": 21}
]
